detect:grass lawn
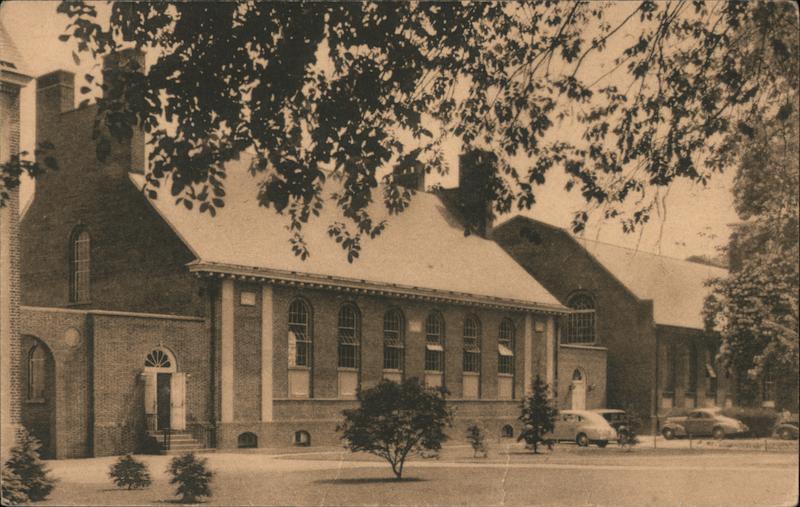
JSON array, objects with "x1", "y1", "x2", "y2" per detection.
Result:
[{"x1": 37, "y1": 444, "x2": 798, "y2": 506}]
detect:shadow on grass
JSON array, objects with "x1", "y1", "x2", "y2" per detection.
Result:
[{"x1": 315, "y1": 477, "x2": 428, "y2": 485}]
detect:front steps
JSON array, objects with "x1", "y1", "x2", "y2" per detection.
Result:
[{"x1": 146, "y1": 430, "x2": 205, "y2": 455}]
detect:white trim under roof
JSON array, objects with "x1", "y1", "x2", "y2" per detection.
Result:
[{"x1": 188, "y1": 261, "x2": 570, "y2": 314}]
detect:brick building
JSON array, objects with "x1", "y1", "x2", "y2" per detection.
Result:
[
  {"x1": 494, "y1": 217, "x2": 736, "y2": 430},
  {"x1": 19, "y1": 57, "x2": 569, "y2": 458},
  {"x1": 1, "y1": 20, "x2": 31, "y2": 461}
]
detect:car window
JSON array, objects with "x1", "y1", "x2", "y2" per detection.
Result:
[
  {"x1": 576, "y1": 416, "x2": 583, "y2": 422},
  {"x1": 688, "y1": 411, "x2": 703, "y2": 418}
]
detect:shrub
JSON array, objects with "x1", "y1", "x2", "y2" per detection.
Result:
[
  {"x1": 517, "y1": 375, "x2": 557, "y2": 454},
  {"x1": 619, "y1": 409, "x2": 642, "y2": 451},
  {"x1": 109, "y1": 454, "x2": 152, "y2": 490},
  {"x1": 167, "y1": 453, "x2": 213, "y2": 503},
  {"x1": 337, "y1": 378, "x2": 453, "y2": 479},
  {"x1": 465, "y1": 424, "x2": 488, "y2": 458},
  {"x1": 4, "y1": 428, "x2": 56, "y2": 502},
  {"x1": 1, "y1": 465, "x2": 28, "y2": 506},
  {"x1": 721, "y1": 407, "x2": 779, "y2": 437}
]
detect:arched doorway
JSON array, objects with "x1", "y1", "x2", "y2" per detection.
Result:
[
  {"x1": 142, "y1": 348, "x2": 185, "y2": 431},
  {"x1": 21, "y1": 337, "x2": 56, "y2": 458},
  {"x1": 571, "y1": 368, "x2": 587, "y2": 410}
]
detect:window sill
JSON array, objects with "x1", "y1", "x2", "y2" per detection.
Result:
[
  {"x1": 498, "y1": 373, "x2": 514, "y2": 378},
  {"x1": 337, "y1": 367, "x2": 359, "y2": 372},
  {"x1": 288, "y1": 366, "x2": 310, "y2": 371},
  {"x1": 462, "y1": 371, "x2": 480, "y2": 376},
  {"x1": 66, "y1": 301, "x2": 92, "y2": 308},
  {"x1": 382, "y1": 369, "x2": 403, "y2": 373},
  {"x1": 424, "y1": 371, "x2": 444, "y2": 374}
]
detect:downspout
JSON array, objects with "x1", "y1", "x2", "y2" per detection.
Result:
[{"x1": 86, "y1": 313, "x2": 95, "y2": 457}]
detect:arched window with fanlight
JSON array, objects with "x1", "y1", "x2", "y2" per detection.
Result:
[
  {"x1": 566, "y1": 293, "x2": 596, "y2": 344},
  {"x1": 69, "y1": 227, "x2": 91, "y2": 303},
  {"x1": 383, "y1": 309, "x2": 404, "y2": 382}
]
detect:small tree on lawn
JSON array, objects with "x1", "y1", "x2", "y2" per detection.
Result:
[
  {"x1": 1, "y1": 465, "x2": 29, "y2": 506},
  {"x1": 465, "y1": 424, "x2": 488, "y2": 458},
  {"x1": 517, "y1": 375, "x2": 557, "y2": 454},
  {"x1": 109, "y1": 454, "x2": 152, "y2": 490},
  {"x1": 4, "y1": 428, "x2": 56, "y2": 502},
  {"x1": 167, "y1": 452, "x2": 213, "y2": 504},
  {"x1": 337, "y1": 378, "x2": 453, "y2": 480}
]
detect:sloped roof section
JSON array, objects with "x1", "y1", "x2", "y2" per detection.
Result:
[
  {"x1": 0, "y1": 19, "x2": 28, "y2": 76},
  {"x1": 129, "y1": 158, "x2": 563, "y2": 311},
  {"x1": 574, "y1": 237, "x2": 728, "y2": 329}
]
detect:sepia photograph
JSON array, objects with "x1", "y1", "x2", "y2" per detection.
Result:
[{"x1": 0, "y1": 1, "x2": 797, "y2": 506}]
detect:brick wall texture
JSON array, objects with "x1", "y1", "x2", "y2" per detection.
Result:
[
  {"x1": 18, "y1": 70, "x2": 557, "y2": 456},
  {"x1": 1, "y1": 80, "x2": 24, "y2": 461}
]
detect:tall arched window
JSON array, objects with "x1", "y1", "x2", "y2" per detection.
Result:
[
  {"x1": 288, "y1": 299, "x2": 311, "y2": 367},
  {"x1": 337, "y1": 304, "x2": 360, "y2": 369},
  {"x1": 498, "y1": 319, "x2": 515, "y2": 374},
  {"x1": 27, "y1": 343, "x2": 47, "y2": 401},
  {"x1": 383, "y1": 309, "x2": 404, "y2": 372},
  {"x1": 462, "y1": 315, "x2": 481, "y2": 373},
  {"x1": 425, "y1": 312, "x2": 444, "y2": 373},
  {"x1": 566, "y1": 293, "x2": 595, "y2": 344},
  {"x1": 69, "y1": 227, "x2": 91, "y2": 303}
]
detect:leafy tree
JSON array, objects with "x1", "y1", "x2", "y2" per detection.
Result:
[
  {"x1": 109, "y1": 454, "x2": 152, "y2": 490},
  {"x1": 3, "y1": 428, "x2": 56, "y2": 502},
  {"x1": 465, "y1": 424, "x2": 488, "y2": 458},
  {"x1": 337, "y1": 378, "x2": 453, "y2": 480},
  {"x1": 517, "y1": 375, "x2": 557, "y2": 454},
  {"x1": 167, "y1": 452, "x2": 213, "y2": 504},
  {"x1": 3, "y1": 1, "x2": 795, "y2": 259},
  {"x1": 704, "y1": 85, "x2": 799, "y2": 408},
  {"x1": 1, "y1": 465, "x2": 28, "y2": 506}
]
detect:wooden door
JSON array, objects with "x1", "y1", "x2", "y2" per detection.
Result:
[
  {"x1": 170, "y1": 373, "x2": 186, "y2": 431},
  {"x1": 157, "y1": 373, "x2": 171, "y2": 430}
]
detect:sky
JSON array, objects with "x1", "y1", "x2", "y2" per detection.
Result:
[{"x1": 1, "y1": 1, "x2": 739, "y2": 261}]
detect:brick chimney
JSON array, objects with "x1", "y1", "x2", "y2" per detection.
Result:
[
  {"x1": 36, "y1": 70, "x2": 74, "y2": 141},
  {"x1": 102, "y1": 48, "x2": 146, "y2": 174},
  {"x1": 458, "y1": 149, "x2": 496, "y2": 238}
]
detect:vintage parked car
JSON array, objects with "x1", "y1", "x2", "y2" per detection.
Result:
[
  {"x1": 551, "y1": 410, "x2": 618, "y2": 447},
  {"x1": 661, "y1": 407, "x2": 748, "y2": 440},
  {"x1": 773, "y1": 413, "x2": 799, "y2": 440},
  {"x1": 593, "y1": 409, "x2": 630, "y2": 439}
]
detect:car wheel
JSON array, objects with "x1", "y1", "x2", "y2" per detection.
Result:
[
  {"x1": 662, "y1": 428, "x2": 675, "y2": 440},
  {"x1": 712, "y1": 427, "x2": 725, "y2": 440},
  {"x1": 596, "y1": 440, "x2": 608, "y2": 448},
  {"x1": 779, "y1": 428, "x2": 794, "y2": 440},
  {"x1": 576, "y1": 433, "x2": 589, "y2": 447}
]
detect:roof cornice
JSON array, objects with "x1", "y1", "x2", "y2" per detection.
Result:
[{"x1": 188, "y1": 261, "x2": 570, "y2": 314}]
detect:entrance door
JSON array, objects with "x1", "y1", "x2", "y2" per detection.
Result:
[
  {"x1": 571, "y1": 369, "x2": 586, "y2": 410},
  {"x1": 157, "y1": 373, "x2": 171, "y2": 430}
]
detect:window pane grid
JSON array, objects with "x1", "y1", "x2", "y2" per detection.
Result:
[
  {"x1": 383, "y1": 310, "x2": 404, "y2": 371},
  {"x1": 566, "y1": 294, "x2": 595, "y2": 344},
  {"x1": 463, "y1": 351, "x2": 480, "y2": 372},
  {"x1": 338, "y1": 305, "x2": 360, "y2": 369},
  {"x1": 289, "y1": 300, "x2": 311, "y2": 367},
  {"x1": 71, "y1": 231, "x2": 90, "y2": 302},
  {"x1": 425, "y1": 349, "x2": 443, "y2": 372},
  {"x1": 425, "y1": 314, "x2": 444, "y2": 372},
  {"x1": 498, "y1": 319, "x2": 515, "y2": 374},
  {"x1": 463, "y1": 316, "x2": 481, "y2": 372}
]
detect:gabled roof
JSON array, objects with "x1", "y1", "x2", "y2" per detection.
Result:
[
  {"x1": 0, "y1": 18, "x2": 31, "y2": 84},
  {"x1": 129, "y1": 158, "x2": 564, "y2": 312},
  {"x1": 574, "y1": 237, "x2": 727, "y2": 329}
]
